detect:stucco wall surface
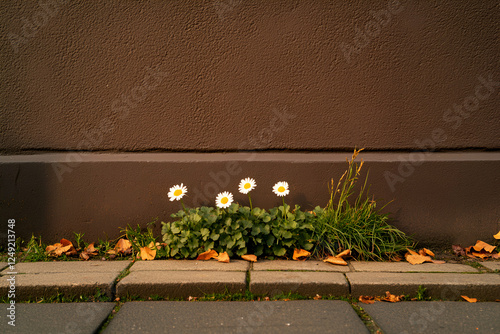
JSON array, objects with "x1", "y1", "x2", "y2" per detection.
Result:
[{"x1": 1, "y1": 0, "x2": 499, "y2": 152}]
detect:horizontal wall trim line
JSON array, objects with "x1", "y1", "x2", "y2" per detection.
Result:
[{"x1": 1, "y1": 152, "x2": 499, "y2": 164}]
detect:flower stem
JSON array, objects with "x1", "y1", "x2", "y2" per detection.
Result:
[
  {"x1": 180, "y1": 199, "x2": 189, "y2": 216},
  {"x1": 248, "y1": 193, "x2": 253, "y2": 215},
  {"x1": 282, "y1": 197, "x2": 286, "y2": 219}
]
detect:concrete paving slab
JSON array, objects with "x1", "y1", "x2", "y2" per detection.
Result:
[
  {"x1": 253, "y1": 260, "x2": 350, "y2": 272},
  {"x1": 104, "y1": 300, "x2": 368, "y2": 334},
  {"x1": 116, "y1": 270, "x2": 246, "y2": 299},
  {"x1": 351, "y1": 261, "x2": 478, "y2": 273},
  {"x1": 0, "y1": 262, "x2": 7, "y2": 270},
  {"x1": 347, "y1": 272, "x2": 500, "y2": 301},
  {"x1": 362, "y1": 301, "x2": 500, "y2": 334},
  {"x1": 0, "y1": 302, "x2": 114, "y2": 334},
  {"x1": 481, "y1": 261, "x2": 500, "y2": 272},
  {"x1": 0, "y1": 272, "x2": 119, "y2": 300},
  {"x1": 130, "y1": 259, "x2": 249, "y2": 271},
  {"x1": 0, "y1": 260, "x2": 131, "y2": 274},
  {"x1": 250, "y1": 271, "x2": 349, "y2": 297}
]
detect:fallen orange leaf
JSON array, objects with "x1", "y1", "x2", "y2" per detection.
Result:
[
  {"x1": 241, "y1": 254, "x2": 257, "y2": 262},
  {"x1": 323, "y1": 256, "x2": 347, "y2": 266},
  {"x1": 85, "y1": 243, "x2": 98, "y2": 255},
  {"x1": 114, "y1": 239, "x2": 132, "y2": 254},
  {"x1": 217, "y1": 252, "x2": 230, "y2": 263},
  {"x1": 471, "y1": 252, "x2": 490, "y2": 259},
  {"x1": 472, "y1": 240, "x2": 496, "y2": 253},
  {"x1": 431, "y1": 260, "x2": 446, "y2": 264},
  {"x1": 140, "y1": 243, "x2": 156, "y2": 261},
  {"x1": 80, "y1": 251, "x2": 90, "y2": 260},
  {"x1": 46, "y1": 242, "x2": 73, "y2": 257},
  {"x1": 406, "y1": 248, "x2": 419, "y2": 256},
  {"x1": 337, "y1": 249, "x2": 351, "y2": 258},
  {"x1": 197, "y1": 249, "x2": 218, "y2": 260},
  {"x1": 461, "y1": 295, "x2": 477, "y2": 303},
  {"x1": 293, "y1": 249, "x2": 311, "y2": 261},
  {"x1": 494, "y1": 231, "x2": 500, "y2": 239},
  {"x1": 423, "y1": 248, "x2": 435, "y2": 257},
  {"x1": 492, "y1": 253, "x2": 500, "y2": 259},
  {"x1": 313, "y1": 294, "x2": 322, "y2": 300},
  {"x1": 405, "y1": 253, "x2": 433, "y2": 265},
  {"x1": 359, "y1": 296, "x2": 375, "y2": 304},
  {"x1": 383, "y1": 291, "x2": 404, "y2": 303}
]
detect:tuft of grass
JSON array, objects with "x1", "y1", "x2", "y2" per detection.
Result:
[
  {"x1": 312, "y1": 149, "x2": 415, "y2": 260},
  {"x1": 22, "y1": 234, "x2": 50, "y2": 262}
]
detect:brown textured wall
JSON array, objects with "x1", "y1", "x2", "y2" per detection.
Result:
[{"x1": 1, "y1": 0, "x2": 499, "y2": 153}]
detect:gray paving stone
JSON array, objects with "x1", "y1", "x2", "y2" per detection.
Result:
[
  {"x1": 104, "y1": 300, "x2": 368, "y2": 334},
  {"x1": 0, "y1": 272, "x2": 119, "y2": 300},
  {"x1": 351, "y1": 261, "x2": 478, "y2": 273},
  {"x1": 253, "y1": 260, "x2": 350, "y2": 272},
  {"x1": 347, "y1": 272, "x2": 500, "y2": 301},
  {"x1": 250, "y1": 271, "x2": 349, "y2": 297},
  {"x1": 362, "y1": 301, "x2": 500, "y2": 334},
  {"x1": 0, "y1": 302, "x2": 115, "y2": 334},
  {"x1": 0, "y1": 260, "x2": 131, "y2": 274},
  {"x1": 116, "y1": 270, "x2": 246, "y2": 299},
  {"x1": 481, "y1": 261, "x2": 500, "y2": 272},
  {"x1": 130, "y1": 259, "x2": 249, "y2": 271}
]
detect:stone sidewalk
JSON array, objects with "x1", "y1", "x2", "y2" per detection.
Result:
[
  {"x1": 1, "y1": 260, "x2": 499, "y2": 301},
  {"x1": 0, "y1": 260, "x2": 499, "y2": 333}
]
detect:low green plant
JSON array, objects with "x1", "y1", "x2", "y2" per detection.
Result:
[
  {"x1": 161, "y1": 203, "x2": 315, "y2": 259},
  {"x1": 312, "y1": 149, "x2": 414, "y2": 260}
]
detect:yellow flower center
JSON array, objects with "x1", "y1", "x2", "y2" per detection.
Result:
[
  {"x1": 221, "y1": 197, "x2": 228, "y2": 204},
  {"x1": 278, "y1": 186, "x2": 285, "y2": 192},
  {"x1": 173, "y1": 189, "x2": 182, "y2": 196},
  {"x1": 244, "y1": 183, "x2": 251, "y2": 189}
]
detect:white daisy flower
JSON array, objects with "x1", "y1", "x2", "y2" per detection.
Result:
[
  {"x1": 215, "y1": 191, "x2": 233, "y2": 209},
  {"x1": 168, "y1": 183, "x2": 187, "y2": 201},
  {"x1": 272, "y1": 181, "x2": 289, "y2": 197},
  {"x1": 238, "y1": 178, "x2": 256, "y2": 194}
]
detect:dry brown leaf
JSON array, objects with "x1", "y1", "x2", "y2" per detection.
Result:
[
  {"x1": 472, "y1": 240, "x2": 496, "y2": 253},
  {"x1": 217, "y1": 252, "x2": 230, "y2": 263},
  {"x1": 382, "y1": 291, "x2": 404, "y2": 303},
  {"x1": 461, "y1": 295, "x2": 477, "y2": 303},
  {"x1": 405, "y1": 253, "x2": 433, "y2": 265},
  {"x1": 471, "y1": 252, "x2": 490, "y2": 259},
  {"x1": 337, "y1": 249, "x2": 351, "y2": 258},
  {"x1": 241, "y1": 254, "x2": 257, "y2": 262},
  {"x1": 114, "y1": 239, "x2": 132, "y2": 254},
  {"x1": 390, "y1": 255, "x2": 403, "y2": 262},
  {"x1": 431, "y1": 260, "x2": 446, "y2": 264},
  {"x1": 46, "y1": 242, "x2": 73, "y2": 257},
  {"x1": 140, "y1": 242, "x2": 156, "y2": 261},
  {"x1": 359, "y1": 296, "x2": 375, "y2": 304},
  {"x1": 491, "y1": 253, "x2": 500, "y2": 259},
  {"x1": 406, "y1": 248, "x2": 419, "y2": 256},
  {"x1": 85, "y1": 243, "x2": 98, "y2": 255},
  {"x1": 323, "y1": 256, "x2": 347, "y2": 266},
  {"x1": 80, "y1": 251, "x2": 90, "y2": 261},
  {"x1": 313, "y1": 294, "x2": 322, "y2": 300},
  {"x1": 423, "y1": 248, "x2": 435, "y2": 257},
  {"x1": 197, "y1": 249, "x2": 218, "y2": 260},
  {"x1": 293, "y1": 249, "x2": 311, "y2": 261},
  {"x1": 494, "y1": 231, "x2": 500, "y2": 239},
  {"x1": 452, "y1": 245, "x2": 466, "y2": 257}
]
